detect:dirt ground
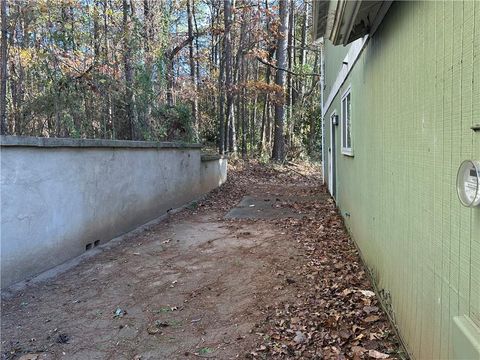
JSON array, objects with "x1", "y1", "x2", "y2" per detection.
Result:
[{"x1": 1, "y1": 162, "x2": 404, "y2": 360}]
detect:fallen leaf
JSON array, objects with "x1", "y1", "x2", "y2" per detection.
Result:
[
  {"x1": 368, "y1": 349, "x2": 390, "y2": 358},
  {"x1": 355, "y1": 333, "x2": 366, "y2": 340},
  {"x1": 18, "y1": 355, "x2": 39, "y2": 360},
  {"x1": 359, "y1": 290, "x2": 376, "y2": 297},
  {"x1": 147, "y1": 326, "x2": 161, "y2": 335},
  {"x1": 363, "y1": 306, "x2": 379, "y2": 314},
  {"x1": 351, "y1": 346, "x2": 366, "y2": 355},
  {"x1": 364, "y1": 315, "x2": 380, "y2": 323},
  {"x1": 293, "y1": 331, "x2": 306, "y2": 344},
  {"x1": 290, "y1": 317, "x2": 300, "y2": 324}
]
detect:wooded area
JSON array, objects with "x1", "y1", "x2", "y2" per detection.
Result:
[{"x1": 0, "y1": 0, "x2": 321, "y2": 160}]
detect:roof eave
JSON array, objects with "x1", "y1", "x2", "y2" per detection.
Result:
[
  {"x1": 330, "y1": 0, "x2": 363, "y2": 46},
  {"x1": 313, "y1": 0, "x2": 393, "y2": 46}
]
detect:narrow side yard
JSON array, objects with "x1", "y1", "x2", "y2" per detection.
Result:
[{"x1": 1, "y1": 162, "x2": 403, "y2": 359}]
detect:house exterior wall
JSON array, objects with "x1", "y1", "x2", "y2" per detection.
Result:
[
  {"x1": 0, "y1": 137, "x2": 227, "y2": 288},
  {"x1": 324, "y1": 39, "x2": 351, "y2": 98},
  {"x1": 322, "y1": 1, "x2": 480, "y2": 358}
]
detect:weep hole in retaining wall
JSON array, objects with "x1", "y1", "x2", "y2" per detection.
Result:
[{"x1": 0, "y1": 136, "x2": 227, "y2": 288}]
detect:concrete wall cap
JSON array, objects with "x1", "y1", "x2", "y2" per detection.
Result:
[
  {"x1": 201, "y1": 154, "x2": 229, "y2": 162},
  {"x1": 0, "y1": 136, "x2": 203, "y2": 149}
]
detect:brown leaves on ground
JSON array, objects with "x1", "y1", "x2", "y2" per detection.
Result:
[
  {"x1": 193, "y1": 160, "x2": 403, "y2": 359},
  {"x1": 189, "y1": 159, "x2": 318, "y2": 214},
  {"x1": 249, "y1": 208, "x2": 401, "y2": 359},
  {"x1": 165, "y1": 159, "x2": 403, "y2": 359}
]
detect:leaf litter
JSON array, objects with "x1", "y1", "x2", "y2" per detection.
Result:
[
  {"x1": 194, "y1": 160, "x2": 404, "y2": 359},
  {"x1": 1, "y1": 160, "x2": 404, "y2": 360}
]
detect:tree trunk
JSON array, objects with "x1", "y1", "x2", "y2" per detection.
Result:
[
  {"x1": 234, "y1": 12, "x2": 246, "y2": 153},
  {"x1": 192, "y1": 4, "x2": 201, "y2": 85},
  {"x1": 266, "y1": 102, "x2": 272, "y2": 148},
  {"x1": 0, "y1": 0, "x2": 8, "y2": 134},
  {"x1": 299, "y1": 4, "x2": 307, "y2": 101},
  {"x1": 123, "y1": 0, "x2": 135, "y2": 139},
  {"x1": 286, "y1": 0, "x2": 294, "y2": 149},
  {"x1": 166, "y1": 57, "x2": 175, "y2": 107},
  {"x1": 93, "y1": 2, "x2": 100, "y2": 60},
  {"x1": 223, "y1": 0, "x2": 229, "y2": 152},
  {"x1": 309, "y1": 50, "x2": 319, "y2": 154},
  {"x1": 92, "y1": 0, "x2": 102, "y2": 136},
  {"x1": 272, "y1": 0, "x2": 288, "y2": 161},
  {"x1": 218, "y1": 46, "x2": 225, "y2": 154},
  {"x1": 210, "y1": 2, "x2": 218, "y2": 71},
  {"x1": 143, "y1": 0, "x2": 154, "y2": 131},
  {"x1": 103, "y1": 0, "x2": 114, "y2": 138},
  {"x1": 8, "y1": 4, "x2": 20, "y2": 135},
  {"x1": 259, "y1": 94, "x2": 267, "y2": 153},
  {"x1": 166, "y1": 36, "x2": 195, "y2": 110},
  {"x1": 187, "y1": 0, "x2": 198, "y2": 141},
  {"x1": 259, "y1": 0, "x2": 273, "y2": 154},
  {"x1": 250, "y1": 61, "x2": 258, "y2": 157},
  {"x1": 241, "y1": 55, "x2": 247, "y2": 159},
  {"x1": 224, "y1": 0, "x2": 235, "y2": 154}
]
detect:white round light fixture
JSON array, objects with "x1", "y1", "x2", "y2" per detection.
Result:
[{"x1": 456, "y1": 160, "x2": 480, "y2": 207}]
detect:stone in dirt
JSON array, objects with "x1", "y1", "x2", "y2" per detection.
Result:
[{"x1": 294, "y1": 331, "x2": 306, "y2": 344}]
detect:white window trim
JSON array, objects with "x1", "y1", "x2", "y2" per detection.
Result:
[{"x1": 341, "y1": 86, "x2": 353, "y2": 156}]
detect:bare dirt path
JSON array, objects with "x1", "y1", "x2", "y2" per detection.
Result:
[{"x1": 1, "y1": 162, "x2": 403, "y2": 360}]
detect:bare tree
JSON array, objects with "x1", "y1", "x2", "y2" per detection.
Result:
[
  {"x1": 0, "y1": 0, "x2": 321, "y2": 152},
  {"x1": 218, "y1": 48, "x2": 225, "y2": 154},
  {"x1": 187, "y1": 0, "x2": 199, "y2": 140},
  {"x1": 224, "y1": 0, "x2": 236, "y2": 154},
  {"x1": 250, "y1": 58, "x2": 259, "y2": 157},
  {"x1": 259, "y1": 0, "x2": 274, "y2": 154},
  {"x1": 122, "y1": 0, "x2": 135, "y2": 139},
  {"x1": 143, "y1": 0, "x2": 154, "y2": 130},
  {"x1": 166, "y1": 36, "x2": 194, "y2": 108},
  {"x1": 103, "y1": 0, "x2": 114, "y2": 138},
  {"x1": 272, "y1": 0, "x2": 288, "y2": 161},
  {"x1": 240, "y1": 49, "x2": 247, "y2": 159},
  {"x1": 286, "y1": 0, "x2": 295, "y2": 147},
  {"x1": 299, "y1": 3, "x2": 308, "y2": 102}
]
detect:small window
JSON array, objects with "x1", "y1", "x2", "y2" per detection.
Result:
[{"x1": 341, "y1": 87, "x2": 353, "y2": 156}]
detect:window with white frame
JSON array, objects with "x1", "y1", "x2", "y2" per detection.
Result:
[{"x1": 341, "y1": 87, "x2": 353, "y2": 155}]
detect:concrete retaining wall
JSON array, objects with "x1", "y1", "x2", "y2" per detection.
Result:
[{"x1": 0, "y1": 136, "x2": 227, "y2": 288}]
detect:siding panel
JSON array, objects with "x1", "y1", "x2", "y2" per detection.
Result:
[
  {"x1": 322, "y1": 1, "x2": 480, "y2": 358},
  {"x1": 471, "y1": 0, "x2": 480, "y2": 330}
]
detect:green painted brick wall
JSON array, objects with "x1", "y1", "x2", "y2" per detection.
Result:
[{"x1": 322, "y1": 1, "x2": 480, "y2": 358}]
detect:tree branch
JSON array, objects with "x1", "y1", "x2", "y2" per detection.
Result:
[
  {"x1": 168, "y1": 31, "x2": 206, "y2": 59},
  {"x1": 255, "y1": 56, "x2": 320, "y2": 77}
]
